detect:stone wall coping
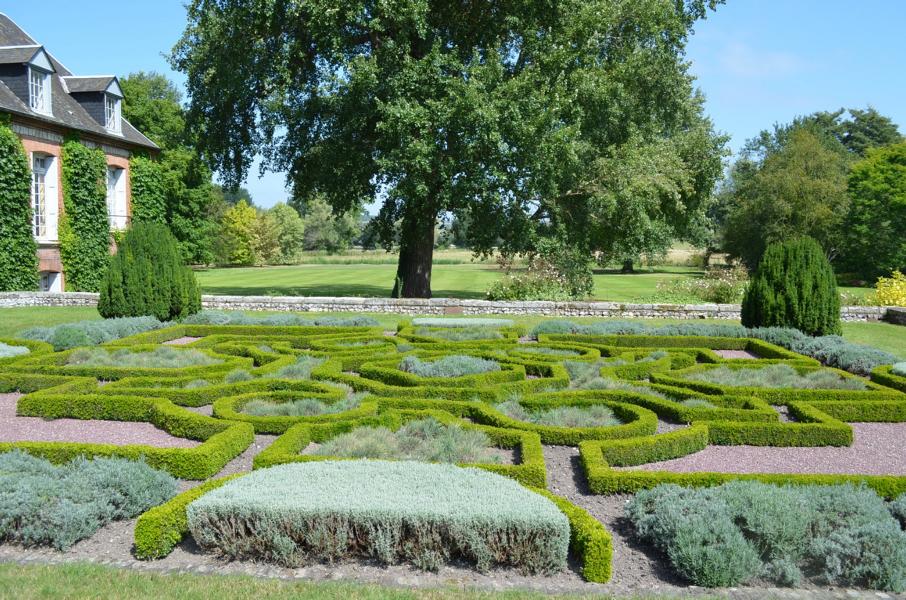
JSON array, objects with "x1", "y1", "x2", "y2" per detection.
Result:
[{"x1": 0, "y1": 291, "x2": 898, "y2": 323}]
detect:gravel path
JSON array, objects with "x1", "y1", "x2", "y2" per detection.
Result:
[
  {"x1": 714, "y1": 349, "x2": 760, "y2": 359},
  {"x1": 163, "y1": 336, "x2": 202, "y2": 346},
  {"x1": 0, "y1": 394, "x2": 199, "y2": 448},
  {"x1": 627, "y1": 422, "x2": 906, "y2": 475}
]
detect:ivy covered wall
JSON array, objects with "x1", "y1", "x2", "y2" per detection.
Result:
[
  {"x1": 59, "y1": 136, "x2": 110, "y2": 292},
  {"x1": 129, "y1": 155, "x2": 166, "y2": 224},
  {"x1": 0, "y1": 115, "x2": 39, "y2": 291}
]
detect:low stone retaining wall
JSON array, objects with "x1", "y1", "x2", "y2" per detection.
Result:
[{"x1": 0, "y1": 292, "x2": 898, "y2": 323}]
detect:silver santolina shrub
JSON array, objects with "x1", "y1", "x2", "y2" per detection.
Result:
[{"x1": 187, "y1": 460, "x2": 569, "y2": 573}]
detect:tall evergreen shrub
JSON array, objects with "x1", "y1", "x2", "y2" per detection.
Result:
[
  {"x1": 0, "y1": 116, "x2": 38, "y2": 290},
  {"x1": 741, "y1": 237, "x2": 841, "y2": 336},
  {"x1": 98, "y1": 222, "x2": 201, "y2": 320}
]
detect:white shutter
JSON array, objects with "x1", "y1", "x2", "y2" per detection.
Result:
[
  {"x1": 44, "y1": 157, "x2": 59, "y2": 240},
  {"x1": 115, "y1": 170, "x2": 127, "y2": 229}
]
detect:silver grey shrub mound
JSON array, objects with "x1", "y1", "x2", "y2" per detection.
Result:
[
  {"x1": 0, "y1": 342, "x2": 28, "y2": 359},
  {"x1": 893, "y1": 362, "x2": 906, "y2": 377},
  {"x1": 687, "y1": 364, "x2": 866, "y2": 390},
  {"x1": 627, "y1": 481, "x2": 906, "y2": 591},
  {"x1": 399, "y1": 355, "x2": 500, "y2": 378},
  {"x1": 19, "y1": 316, "x2": 167, "y2": 351},
  {"x1": 187, "y1": 460, "x2": 569, "y2": 573},
  {"x1": 0, "y1": 451, "x2": 177, "y2": 550},
  {"x1": 412, "y1": 317, "x2": 513, "y2": 328}
]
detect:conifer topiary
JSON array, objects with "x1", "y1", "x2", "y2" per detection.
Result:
[
  {"x1": 741, "y1": 237, "x2": 841, "y2": 336},
  {"x1": 98, "y1": 222, "x2": 200, "y2": 321}
]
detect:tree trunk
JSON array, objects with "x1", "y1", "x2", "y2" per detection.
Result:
[
  {"x1": 391, "y1": 208, "x2": 435, "y2": 298},
  {"x1": 621, "y1": 259, "x2": 634, "y2": 273}
]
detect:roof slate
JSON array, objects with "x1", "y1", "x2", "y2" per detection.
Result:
[
  {"x1": 0, "y1": 45, "x2": 40, "y2": 64},
  {"x1": 63, "y1": 76, "x2": 116, "y2": 93},
  {"x1": 0, "y1": 14, "x2": 157, "y2": 150}
]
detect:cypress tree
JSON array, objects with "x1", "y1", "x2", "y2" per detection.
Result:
[
  {"x1": 741, "y1": 237, "x2": 841, "y2": 335},
  {"x1": 98, "y1": 222, "x2": 201, "y2": 320}
]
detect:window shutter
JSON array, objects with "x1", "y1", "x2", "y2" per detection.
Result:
[{"x1": 45, "y1": 158, "x2": 59, "y2": 240}]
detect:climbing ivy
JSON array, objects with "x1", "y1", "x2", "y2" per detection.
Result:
[
  {"x1": 0, "y1": 114, "x2": 38, "y2": 291},
  {"x1": 60, "y1": 135, "x2": 109, "y2": 292},
  {"x1": 129, "y1": 155, "x2": 166, "y2": 224}
]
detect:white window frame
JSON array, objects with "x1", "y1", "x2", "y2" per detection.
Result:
[
  {"x1": 104, "y1": 93, "x2": 121, "y2": 133},
  {"x1": 28, "y1": 66, "x2": 52, "y2": 115},
  {"x1": 31, "y1": 153, "x2": 58, "y2": 241},
  {"x1": 106, "y1": 166, "x2": 127, "y2": 230}
]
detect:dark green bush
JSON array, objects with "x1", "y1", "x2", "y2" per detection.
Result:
[
  {"x1": 741, "y1": 237, "x2": 841, "y2": 336},
  {"x1": 0, "y1": 118, "x2": 38, "y2": 291},
  {"x1": 98, "y1": 222, "x2": 201, "y2": 321}
]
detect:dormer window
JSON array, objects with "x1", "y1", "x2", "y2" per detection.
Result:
[
  {"x1": 104, "y1": 93, "x2": 121, "y2": 132},
  {"x1": 28, "y1": 66, "x2": 52, "y2": 115}
]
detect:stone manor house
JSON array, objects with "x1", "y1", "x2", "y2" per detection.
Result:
[{"x1": 0, "y1": 13, "x2": 157, "y2": 291}]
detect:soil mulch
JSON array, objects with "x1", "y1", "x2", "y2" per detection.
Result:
[
  {"x1": 0, "y1": 393, "x2": 199, "y2": 449},
  {"x1": 624, "y1": 422, "x2": 906, "y2": 475}
]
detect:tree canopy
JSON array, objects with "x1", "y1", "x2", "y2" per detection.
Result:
[
  {"x1": 173, "y1": 0, "x2": 725, "y2": 297},
  {"x1": 121, "y1": 71, "x2": 220, "y2": 264}
]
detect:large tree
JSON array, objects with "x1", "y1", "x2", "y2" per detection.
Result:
[
  {"x1": 120, "y1": 72, "x2": 219, "y2": 264},
  {"x1": 173, "y1": 0, "x2": 724, "y2": 297},
  {"x1": 722, "y1": 126, "x2": 851, "y2": 268},
  {"x1": 841, "y1": 142, "x2": 906, "y2": 280}
]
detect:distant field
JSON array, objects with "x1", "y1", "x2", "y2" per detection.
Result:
[{"x1": 195, "y1": 262, "x2": 873, "y2": 303}]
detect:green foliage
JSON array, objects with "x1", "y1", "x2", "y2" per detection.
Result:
[
  {"x1": 59, "y1": 137, "x2": 110, "y2": 292},
  {"x1": 66, "y1": 347, "x2": 221, "y2": 368},
  {"x1": 267, "y1": 203, "x2": 305, "y2": 264},
  {"x1": 241, "y1": 394, "x2": 364, "y2": 417},
  {"x1": 315, "y1": 418, "x2": 501, "y2": 465},
  {"x1": 264, "y1": 356, "x2": 325, "y2": 380},
  {"x1": 218, "y1": 199, "x2": 257, "y2": 266},
  {"x1": 183, "y1": 310, "x2": 378, "y2": 327},
  {"x1": 722, "y1": 126, "x2": 852, "y2": 268},
  {"x1": 98, "y1": 222, "x2": 201, "y2": 321},
  {"x1": 187, "y1": 461, "x2": 569, "y2": 573},
  {"x1": 658, "y1": 265, "x2": 748, "y2": 304},
  {"x1": 841, "y1": 142, "x2": 906, "y2": 280},
  {"x1": 627, "y1": 481, "x2": 906, "y2": 591},
  {"x1": 687, "y1": 365, "x2": 866, "y2": 390},
  {"x1": 121, "y1": 72, "x2": 220, "y2": 264},
  {"x1": 0, "y1": 451, "x2": 176, "y2": 550},
  {"x1": 0, "y1": 119, "x2": 38, "y2": 291},
  {"x1": 399, "y1": 355, "x2": 500, "y2": 378},
  {"x1": 134, "y1": 474, "x2": 242, "y2": 560},
  {"x1": 172, "y1": 0, "x2": 725, "y2": 297},
  {"x1": 742, "y1": 237, "x2": 842, "y2": 336},
  {"x1": 18, "y1": 316, "x2": 166, "y2": 350},
  {"x1": 129, "y1": 156, "x2": 166, "y2": 224},
  {"x1": 298, "y1": 195, "x2": 361, "y2": 254},
  {"x1": 497, "y1": 401, "x2": 620, "y2": 428}
]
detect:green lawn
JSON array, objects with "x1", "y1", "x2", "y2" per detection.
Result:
[
  {"x1": 195, "y1": 264, "x2": 712, "y2": 301},
  {"x1": 0, "y1": 562, "x2": 670, "y2": 600},
  {"x1": 1, "y1": 307, "x2": 903, "y2": 359},
  {"x1": 194, "y1": 263, "x2": 873, "y2": 303}
]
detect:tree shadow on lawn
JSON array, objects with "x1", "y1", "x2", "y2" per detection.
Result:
[
  {"x1": 591, "y1": 267, "x2": 703, "y2": 276},
  {"x1": 199, "y1": 283, "x2": 486, "y2": 300}
]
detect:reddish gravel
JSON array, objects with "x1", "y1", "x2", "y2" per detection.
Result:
[
  {"x1": 625, "y1": 422, "x2": 906, "y2": 475},
  {"x1": 713, "y1": 349, "x2": 760, "y2": 359},
  {"x1": 163, "y1": 336, "x2": 202, "y2": 346},
  {"x1": 0, "y1": 393, "x2": 200, "y2": 448}
]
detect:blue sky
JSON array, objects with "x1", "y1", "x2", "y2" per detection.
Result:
[{"x1": 3, "y1": 0, "x2": 905, "y2": 209}]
